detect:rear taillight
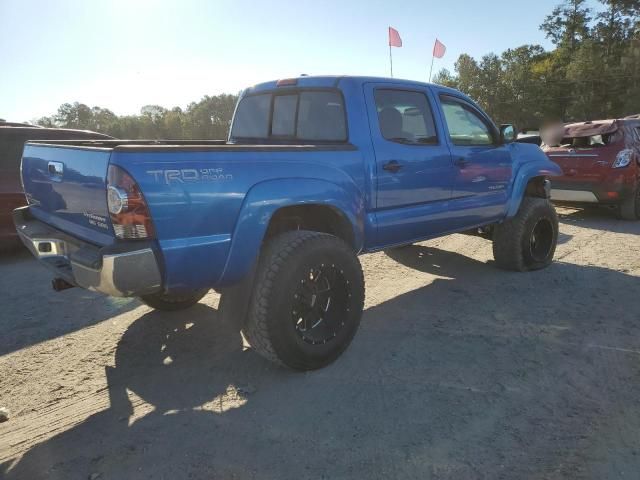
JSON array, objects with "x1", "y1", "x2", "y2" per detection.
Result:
[
  {"x1": 612, "y1": 149, "x2": 633, "y2": 168},
  {"x1": 107, "y1": 165, "x2": 155, "y2": 239}
]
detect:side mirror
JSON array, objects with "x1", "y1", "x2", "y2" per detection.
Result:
[{"x1": 500, "y1": 124, "x2": 516, "y2": 144}]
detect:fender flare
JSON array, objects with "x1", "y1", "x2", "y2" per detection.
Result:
[
  {"x1": 218, "y1": 178, "x2": 365, "y2": 285},
  {"x1": 505, "y1": 160, "x2": 562, "y2": 218}
]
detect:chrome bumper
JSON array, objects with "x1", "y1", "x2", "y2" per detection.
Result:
[
  {"x1": 13, "y1": 207, "x2": 162, "y2": 297},
  {"x1": 550, "y1": 189, "x2": 599, "y2": 203}
]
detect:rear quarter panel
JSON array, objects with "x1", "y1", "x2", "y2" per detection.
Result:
[{"x1": 110, "y1": 148, "x2": 368, "y2": 291}]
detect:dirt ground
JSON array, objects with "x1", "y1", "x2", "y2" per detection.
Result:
[{"x1": 1, "y1": 207, "x2": 640, "y2": 480}]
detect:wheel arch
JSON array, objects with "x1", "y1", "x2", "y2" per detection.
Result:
[
  {"x1": 505, "y1": 160, "x2": 562, "y2": 219},
  {"x1": 265, "y1": 204, "x2": 356, "y2": 248},
  {"x1": 218, "y1": 178, "x2": 365, "y2": 286}
]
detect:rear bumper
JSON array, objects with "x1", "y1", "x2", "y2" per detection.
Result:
[
  {"x1": 550, "y1": 189, "x2": 599, "y2": 203},
  {"x1": 13, "y1": 206, "x2": 162, "y2": 297},
  {"x1": 550, "y1": 179, "x2": 635, "y2": 205}
]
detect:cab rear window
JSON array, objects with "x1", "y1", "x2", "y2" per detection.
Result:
[{"x1": 231, "y1": 90, "x2": 347, "y2": 143}]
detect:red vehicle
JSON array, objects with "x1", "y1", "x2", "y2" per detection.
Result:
[
  {"x1": 0, "y1": 123, "x2": 112, "y2": 248},
  {"x1": 543, "y1": 116, "x2": 640, "y2": 219}
]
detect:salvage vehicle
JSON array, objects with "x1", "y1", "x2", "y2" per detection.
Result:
[
  {"x1": 14, "y1": 76, "x2": 561, "y2": 370},
  {"x1": 0, "y1": 122, "x2": 111, "y2": 248},
  {"x1": 517, "y1": 129, "x2": 542, "y2": 146},
  {"x1": 543, "y1": 116, "x2": 640, "y2": 219}
]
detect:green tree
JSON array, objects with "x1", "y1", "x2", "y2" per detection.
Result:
[
  {"x1": 500, "y1": 45, "x2": 549, "y2": 127},
  {"x1": 186, "y1": 94, "x2": 237, "y2": 139},
  {"x1": 594, "y1": 0, "x2": 640, "y2": 55},
  {"x1": 431, "y1": 68, "x2": 457, "y2": 88},
  {"x1": 37, "y1": 94, "x2": 239, "y2": 139},
  {"x1": 541, "y1": 0, "x2": 592, "y2": 51},
  {"x1": 454, "y1": 54, "x2": 483, "y2": 102}
]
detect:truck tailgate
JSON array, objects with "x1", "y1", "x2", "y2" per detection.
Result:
[{"x1": 21, "y1": 144, "x2": 114, "y2": 245}]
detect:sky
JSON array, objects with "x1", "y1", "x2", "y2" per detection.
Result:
[{"x1": 0, "y1": 0, "x2": 599, "y2": 122}]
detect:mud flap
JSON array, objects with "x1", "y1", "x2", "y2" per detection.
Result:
[{"x1": 217, "y1": 263, "x2": 257, "y2": 328}]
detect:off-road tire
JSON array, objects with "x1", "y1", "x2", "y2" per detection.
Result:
[
  {"x1": 617, "y1": 186, "x2": 640, "y2": 220},
  {"x1": 242, "y1": 230, "x2": 365, "y2": 371},
  {"x1": 492, "y1": 197, "x2": 558, "y2": 271},
  {"x1": 139, "y1": 288, "x2": 209, "y2": 311}
]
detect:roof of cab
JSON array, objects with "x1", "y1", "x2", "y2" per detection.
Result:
[{"x1": 245, "y1": 75, "x2": 461, "y2": 96}]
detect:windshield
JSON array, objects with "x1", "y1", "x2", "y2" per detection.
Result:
[{"x1": 230, "y1": 90, "x2": 347, "y2": 143}]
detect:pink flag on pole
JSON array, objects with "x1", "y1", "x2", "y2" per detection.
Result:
[
  {"x1": 433, "y1": 38, "x2": 446, "y2": 58},
  {"x1": 388, "y1": 27, "x2": 402, "y2": 47}
]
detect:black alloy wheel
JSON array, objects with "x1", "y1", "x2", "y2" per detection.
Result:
[{"x1": 291, "y1": 264, "x2": 350, "y2": 346}]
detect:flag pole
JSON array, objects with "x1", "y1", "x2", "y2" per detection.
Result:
[
  {"x1": 389, "y1": 44, "x2": 393, "y2": 77},
  {"x1": 428, "y1": 54, "x2": 435, "y2": 82}
]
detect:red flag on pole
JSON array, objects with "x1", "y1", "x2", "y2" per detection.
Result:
[
  {"x1": 433, "y1": 38, "x2": 446, "y2": 58},
  {"x1": 388, "y1": 27, "x2": 402, "y2": 47}
]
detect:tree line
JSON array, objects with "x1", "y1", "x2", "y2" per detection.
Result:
[
  {"x1": 34, "y1": 0, "x2": 638, "y2": 138},
  {"x1": 433, "y1": 0, "x2": 639, "y2": 127},
  {"x1": 36, "y1": 94, "x2": 238, "y2": 140}
]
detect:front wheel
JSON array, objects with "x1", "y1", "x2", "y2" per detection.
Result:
[
  {"x1": 492, "y1": 197, "x2": 558, "y2": 271},
  {"x1": 139, "y1": 288, "x2": 209, "y2": 311},
  {"x1": 242, "y1": 230, "x2": 365, "y2": 371}
]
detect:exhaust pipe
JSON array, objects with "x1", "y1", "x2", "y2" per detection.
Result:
[{"x1": 52, "y1": 278, "x2": 75, "y2": 292}]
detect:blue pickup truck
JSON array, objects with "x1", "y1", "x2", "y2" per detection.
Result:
[{"x1": 14, "y1": 76, "x2": 561, "y2": 370}]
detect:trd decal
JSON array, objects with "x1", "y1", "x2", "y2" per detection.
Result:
[{"x1": 146, "y1": 168, "x2": 233, "y2": 184}]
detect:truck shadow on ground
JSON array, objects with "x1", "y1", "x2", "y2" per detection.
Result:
[
  {"x1": 0, "y1": 249, "x2": 140, "y2": 356},
  {"x1": 4, "y1": 246, "x2": 640, "y2": 479}
]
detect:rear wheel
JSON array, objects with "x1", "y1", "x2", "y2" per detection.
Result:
[
  {"x1": 242, "y1": 230, "x2": 364, "y2": 371},
  {"x1": 140, "y1": 289, "x2": 209, "y2": 311},
  {"x1": 617, "y1": 186, "x2": 640, "y2": 220},
  {"x1": 492, "y1": 197, "x2": 558, "y2": 271}
]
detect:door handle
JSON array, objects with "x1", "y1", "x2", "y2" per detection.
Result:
[
  {"x1": 383, "y1": 160, "x2": 402, "y2": 173},
  {"x1": 454, "y1": 157, "x2": 470, "y2": 168}
]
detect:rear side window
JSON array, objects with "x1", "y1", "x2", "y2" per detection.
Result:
[
  {"x1": 231, "y1": 94, "x2": 271, "y2": 138},
  {"x1": 231, "y1": 90, "x2": 347, "y2": 142},
  {"x1": 440, "y1": 96, "x2": 494, "y2": 146},
  {"x1": 374, "y1": 89, "x2": 438, "y2": 145},
  {"x1": 297, "y1": 91, "x2": 346, "y2": 141}
]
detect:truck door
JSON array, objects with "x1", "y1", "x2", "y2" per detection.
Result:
[
  {"x1": 365, "y1": 84, "x2": 455, "y2": 246},
  {"x1": 437, "y1": 94, "x2": 512, "y2": 226}
]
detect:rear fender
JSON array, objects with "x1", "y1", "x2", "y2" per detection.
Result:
[
  {"x1": 218, "y1": 178, "x2": 365, "y2": 285},
  {"x1": 505, "y1": 157, "x2": 562, "y2": 218}
]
